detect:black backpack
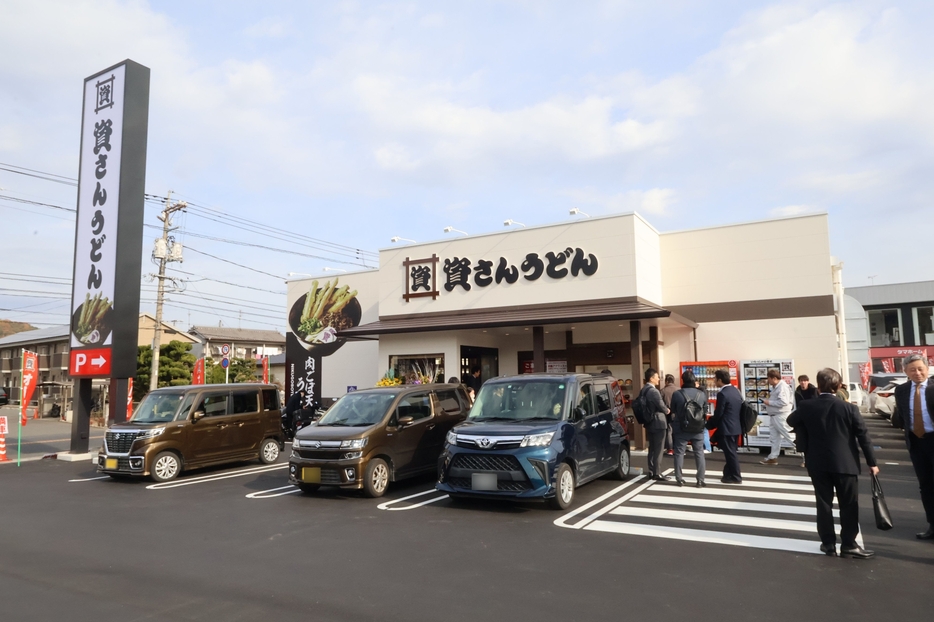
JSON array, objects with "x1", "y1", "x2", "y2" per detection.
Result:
[
  {"x1": 739, "y1": 400, "x2": 759, "y2": 434},
  {"x1": 631, "y1": 385, "x2": 650, "y2": 425},
  {"x1": 676, "y1": 389, "x2": 707, "y2": 435}
]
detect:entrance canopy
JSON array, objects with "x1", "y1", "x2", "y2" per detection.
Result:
[{"x1": 339, "y1": 296, "x2": 691, "y2": 337}]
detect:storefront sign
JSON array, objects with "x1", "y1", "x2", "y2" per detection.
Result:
[
  {"x1": 20, "y1": 351, "x2": 38, "y2": 422},
  {"x1": 403, "y1": 247, "x2": 598, "y2": 302},
  {"x1": 69, "y1": 60, "x2": 150, "y2": 378},
  {"x1": 262, "y1": 356, "x2": 269, "y2": 384},
  {"x1": 192, "y1": 357, "x2": 205, "y2": 385}
]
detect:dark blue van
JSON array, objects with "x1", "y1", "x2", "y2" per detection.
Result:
[{"x1": 436, "y1": 373, "x2": 631, "y2": 509}]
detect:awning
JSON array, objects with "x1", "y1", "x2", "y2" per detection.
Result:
[{"x1": 339, "y1": 297, "x2": 677, "y2": 337}]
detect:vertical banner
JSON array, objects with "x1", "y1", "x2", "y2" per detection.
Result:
[
  {"x1": 126, "y1": 377, "x2": 134, "y2": 420},
  {"x1": 20, "y1": 351, "x2": 39, "y2": 422},
  {"x1": 192, "y1": 357, "x2": 205, "y2": 385},
  {"x1": 262, "y1": 356, "x2": 269, "y2": 384},
  {"x1": 69, "y1": 60, "x2": 150, "y2": 379}
]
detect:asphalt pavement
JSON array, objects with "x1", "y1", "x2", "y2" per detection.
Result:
[{"x1": 0, "y1": 413, "x2": 931, "y2": 622}]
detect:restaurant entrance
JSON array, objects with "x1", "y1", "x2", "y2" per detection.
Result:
[{"x1": 460, "y1": 346, "x2": 499, "y2": 385}]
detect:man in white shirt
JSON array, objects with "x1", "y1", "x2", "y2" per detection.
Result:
[
  {"x1": 760, "y1": 369, "x2": 795, "y2": 465},
  {"x1": 894, "y1": 354, "x2": 934, "y2": 539}
]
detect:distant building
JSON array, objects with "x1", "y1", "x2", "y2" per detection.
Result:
[
  {"x1": 138, "y1": 313, "x2": 199, "y2": 348},
  {"x1": 846, "y1": 280, "x2": 934, "y2": 373},
  {"x1": 188, "y1": 326, "x2": 284, "y2": 361}
]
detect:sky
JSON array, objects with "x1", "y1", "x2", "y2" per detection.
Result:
[{"x1": 1, "y1": 0, "x2": 932, "y2": 334}]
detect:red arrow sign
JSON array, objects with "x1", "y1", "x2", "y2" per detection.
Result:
[{"x1": 70, "y1": 347, "x2": 112, "y2": 377}]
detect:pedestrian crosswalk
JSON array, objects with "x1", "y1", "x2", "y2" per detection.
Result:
[{"x1": 557, "y1": 469, "x2": 863, "y2": 555}]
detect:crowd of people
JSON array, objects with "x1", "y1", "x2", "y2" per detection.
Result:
[{"x1": 638, "y1": 355, "x2": 934, "y2": 560}]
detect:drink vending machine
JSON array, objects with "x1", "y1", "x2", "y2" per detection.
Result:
[
  {"x1": 678, "y1": 360, "x2": 740, "y2": 413},
  {"x1": 739, "y1": 359, "x2": 795, "y2": 449}
]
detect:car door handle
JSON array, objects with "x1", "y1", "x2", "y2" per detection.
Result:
[
  {"x1": 591, "y1": 422, "x2": 599, "y2": 428},
  {"x1": 216, "y1": 424, "x2": 228, "y2": 429},
  {"x1": 599, "y1": 420, "x2": 607, "y2": 425},
  {"x1": 426, "y1": 424, "x2": 436, "y2": 430}
]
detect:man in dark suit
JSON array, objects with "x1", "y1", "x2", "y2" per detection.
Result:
[
  {"x1": 788, "y1": 368, "x2": 878, "y2": 558},
  {"x1": 641, "y1": 368, "x2": 671, "y2": 481},
  {"x1": 712, "y1": 369, "x2": 743, "y2": 484},
  {"x1": 893, "y1": 354, "x2": 934, "y2": 539}
]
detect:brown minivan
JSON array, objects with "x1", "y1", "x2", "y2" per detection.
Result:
[
  {"x1": 288, "y1": 384, "x2": 471, "y2": 497},
  {"x1": 97, "y1": 383, "x2": 284, "y2": 482}
]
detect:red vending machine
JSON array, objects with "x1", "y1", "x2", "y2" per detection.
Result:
[{"x1": 678, "y1": 360, "x2": 740, "y2": 446}]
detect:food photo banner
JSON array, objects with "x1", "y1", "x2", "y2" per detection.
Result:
[{"x1": 69, "y1": 60, "x2": 149, "y2": 379}]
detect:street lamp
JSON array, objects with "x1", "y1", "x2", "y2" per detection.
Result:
[
  {"x1": 287, "y1": 272, "x2": 315, "y2": 277},
  {"x1": 569, "y1": 207, "x2": 590, "y2": 218},
  {"x1": 503, "y1": 219, "x2": 526, "y2": 228},
  {"x1": 390, "y1": 236, "x2": 417, "y2": 243},
  {"x1": 323, "y1": 267, "x2": 347, "y2": 273},
  {"x1": 443, "y1": 226, "x2": 468, "y2": 236}
]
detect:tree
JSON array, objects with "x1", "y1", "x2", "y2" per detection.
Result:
[
  {"x1": 134, "y1": 341, "x2": 197, "y2": 400},
  {"x1": 204, "y1": 357, "x2": 259, "y2": 384}
]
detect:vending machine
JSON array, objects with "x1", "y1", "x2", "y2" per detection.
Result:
[
  {"x1": 739, "y1": 359, "x2": 795, "y2": 449},
  {"x1": 678, "y1": 360, "x2": 740, "y2": 414}
]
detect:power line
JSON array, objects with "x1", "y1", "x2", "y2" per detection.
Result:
[
  {"x1": 0, "y1": 163, "x2": 78, "y2": 187},
  {"x1": 166, "y1": 268, "x2": 285, "y2": 295},
  {"x1": 185, "y1": 246, "x2": 285, "y2": 280}
]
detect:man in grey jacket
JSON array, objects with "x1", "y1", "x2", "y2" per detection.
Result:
[
  {"x1": 640, "y1": 367, "x2": 670, "y2": 481},
  {"x1": 761, "y1": 368, "x2": 796, "y2": 465}
]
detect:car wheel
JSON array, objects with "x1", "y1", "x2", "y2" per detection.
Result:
[
  {"x1": 258, "y1": 438, "x2": 280, "y2": 464},
  {"x1": 297, "y1": 483, "x2": 320, "y2": 494},
  {"x1": 548, "y1": 463, "x2": 575, "y2": 510},
  {"x1": 150, "y1": 451, "x2": 181, "y2": 483},
  {"x1": 363, "y1": 458, "x2": 390, "y2": 498},
  {"x1": 613, "y1": 445, "x2": 631, "y2": 480}
]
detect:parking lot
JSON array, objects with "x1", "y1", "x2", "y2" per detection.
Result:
[{"x1": 0, "y1": 415, "x2": 930, "y2": 622}]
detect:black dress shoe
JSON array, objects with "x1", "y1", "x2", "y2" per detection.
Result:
[
  {"x1": 820, "y1": 544, "x2": 837, "y2": 556},
  {"x1": 675, "y1": 479, "x2": 684, "y2": 487},
  {"x1": 720, "y1": 477, "x2": 742, "y2": 484},
  {"x1": 840, "y1": 545, "x2": 875, "y2": 559},
  {"x1": 653, "y1": 475, "x2": 671, "y2": 482},
  {"x1": 916, "y1": 526, "x2": 934, "y2": 540},
  {"x1": 696, "y1": 481, "x2": 706, "y2": 488}
]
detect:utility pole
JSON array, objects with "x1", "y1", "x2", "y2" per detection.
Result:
[{"x1": 150, "y1": 192, "x2": 187, "y2": 390}]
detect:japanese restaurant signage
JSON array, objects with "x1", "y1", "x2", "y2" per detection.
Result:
[
  {"x1": 403, "y1": 247, "x2": 598, "y2": 302},
  {"x1": 69, "y1": 60, "x2": 150, "y2": 379}
]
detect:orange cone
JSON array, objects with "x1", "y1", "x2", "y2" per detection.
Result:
[
  {"x1": 0, "y1": 433, "x2": 9, "y2": 462},
  {"x1": 32, "y1": 407, "x2": 39, "y2": 420}
]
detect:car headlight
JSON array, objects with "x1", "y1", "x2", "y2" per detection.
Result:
[
  {"x1": 137, "y1": 427, "x2": 165, "y2": 440},
  {"x1": 446, "y1": 430, "x2": 458, "y2": 446},
  {"x1": 292, "y1": 437, "x2": 300, "y2": 450},
  {"x1": 520, "y1": 431, "x2": 555, "y2": 447},
  {"x1": 340, "y1": 438, "x2": 367, "y2": 449}
]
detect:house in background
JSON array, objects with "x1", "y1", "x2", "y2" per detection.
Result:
[
  {"x1": 188, "y1": 325, "x2": 285, "y2": 361},
  {"x1": 138, "y1": 313, "x2": 200, "y2": 348}
]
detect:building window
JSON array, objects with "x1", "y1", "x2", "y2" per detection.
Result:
[
  {"x1": 914, "y1": 306, "x2": 934, "y2": 346},
  {"x1": 389, "y1": 355, "x2": 445, "y2": 385},
  {"x1": 868, "y1": 309, "x2": 902, "y2": 347}
]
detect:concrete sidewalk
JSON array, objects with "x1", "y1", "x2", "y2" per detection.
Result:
[{"x1": 0, "y1": 405, "x2": 104, "y2": 463}]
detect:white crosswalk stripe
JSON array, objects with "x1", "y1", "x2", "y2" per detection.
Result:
[{"x1": 557, "y1": 469, "x2": 862, "y2": 555}]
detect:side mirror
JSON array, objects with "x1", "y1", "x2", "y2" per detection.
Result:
[
  {"x1": 192, "y1": 410, "x2": 205, "y2": 422},
  {"x1": 397, "y1": 415, "x2": 414, "y2": 427}
]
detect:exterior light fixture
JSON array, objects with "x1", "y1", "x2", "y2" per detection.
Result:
[
  {"x1": 390, "y1": 236, "x2": 417, "y2": 244},
  {"x1": 287, "y1": 272, "x2": 315, "y2": 277},
  {"x1": 569, "y1": 207, "x2": 590, "y2": 218},
  {"x1": 443, "y1": 226, "x2": 468, "y2": 236},
  {"x1": 503, "y1": 219, "x2": 526, "y2": 228},
  {"x1": 322, "y1": 267, "x2": 347, "y2": 273}
]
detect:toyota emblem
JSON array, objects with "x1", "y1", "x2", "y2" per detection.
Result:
[{"x1": 477, "y1": 438, "x2": 493, "y2": 449}]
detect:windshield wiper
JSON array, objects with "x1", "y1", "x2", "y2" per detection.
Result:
[
  {"x1": 319, "y1": 422, "x2": 349, "y2": 426},
  {"x1": 471, "y1": 416, "x2": 514, "y2": 422},
  {"x1": 516, "y1": 417, "x2": 558, "y2": 422}
]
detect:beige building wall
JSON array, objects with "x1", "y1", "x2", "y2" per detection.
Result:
[
  {"x1": 659, "y1": 214, "x2": 833, "y2": 306},
  {"x1": 137, "y1": 314, "x2": 198, "y2": 347}
]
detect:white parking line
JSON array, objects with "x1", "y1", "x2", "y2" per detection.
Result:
[
  {"x1": 553, "y1": 476, "x2": 649, "y2": 529},
  {"x1": 633, "y1": 494, "x2": 839, "y2": 517},
  {"x1": 608, "y1": 505, "x2": 837, "y2": 534},
  {"x1": 681, "y1": 470, "x2": 813, "y2": 482},
  {"x1": 68, "y1": 476, "x2": 110, "y2": 482},
  {"x1": 246, "y1": 485, "x2": 301, "y2": 499},
  {"x1": 377, "y1": 488, "x2": 449, "y2": 511},
  {"x1": 146, "y1": 463, "x2": 288, "y2": 490},
  {"x1": 654, "y1": 486, "x2": 819, "y2": 503}
]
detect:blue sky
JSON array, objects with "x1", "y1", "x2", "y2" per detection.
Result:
[{"x1": 1, "y1": 0, "x2": 932, "y2": 332}]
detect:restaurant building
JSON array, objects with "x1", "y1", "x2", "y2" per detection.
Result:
[{"x1": 286, "y1": 212, "x2": 842, "y2": 446}]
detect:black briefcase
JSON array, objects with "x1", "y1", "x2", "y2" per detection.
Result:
[{"x1": 872, "y1": 473, "x2": 894, "y2": 531}]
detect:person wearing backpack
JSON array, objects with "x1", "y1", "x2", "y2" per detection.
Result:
[
  {"x1": 639, "y1": 368, "x2": 671, "y2": 481},
  {"x1": 670, "y1": 370, "x2": 708, "y2": 487}
]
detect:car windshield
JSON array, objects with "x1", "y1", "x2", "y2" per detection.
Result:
[
  {"x1": 468, "y1": 380, "x2": 567, "y2": 422},
  {"x1": 317, "y1": 393, "x2": 397, "y2": 426},
  {"x1": 130, "y1": 392, "x2": 185, "y2": 423}
]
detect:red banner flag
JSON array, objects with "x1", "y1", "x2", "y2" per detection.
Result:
[
  {"x1": 20, "y1": 351, "x2": 39, "y2": 425},
  {"x1": 262, "y1": 356, "x2": 269, "y2": 384},
  {"x1": 127, "y1": 377, "x2": 134, "y2": 420},
  {"x1": 192, "y1": 357, "x2": 205, "y2": 385}
]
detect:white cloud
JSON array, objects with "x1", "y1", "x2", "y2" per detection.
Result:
[
  {"x1": 244, "y1": 16, "x2": 293, "y2": 38},
  {"x1": 561, "y1": 187, "x2": 677, "y2": 216},
  {"x1": 769, "y1": 204, "x2": 818, "y2": 218}
]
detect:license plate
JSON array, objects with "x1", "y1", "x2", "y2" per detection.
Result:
[
  {"x1": 105, "y1": 458, "x2": 118, "y2": 470},
  {"x1": 302, "y1": 467, "x2": 321, "y2": 484},
  {"x1": 472, "y1": 472, "x2": 498, "y2": 491}
]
